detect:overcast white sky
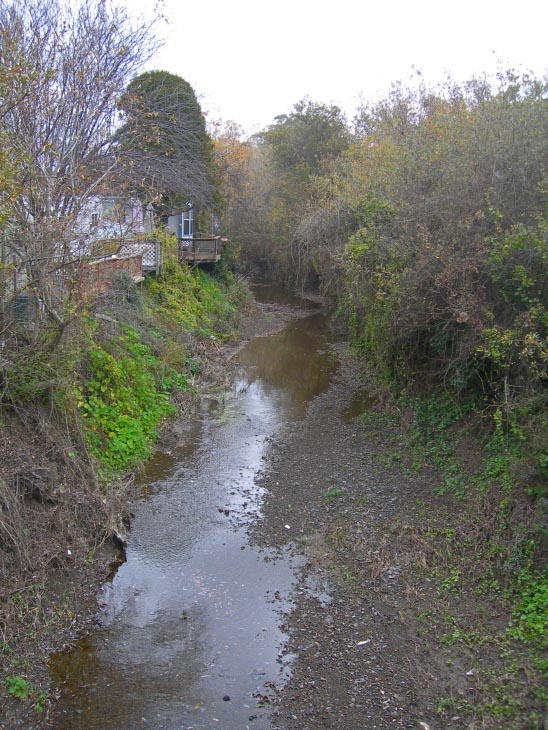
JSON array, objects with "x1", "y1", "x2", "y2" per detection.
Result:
[{"x1": 131, "y1": 0, "x2": 547, "y2": 134}]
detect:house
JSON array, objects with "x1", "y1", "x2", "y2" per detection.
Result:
[
  {"x1": 166, "y1": 201, "x2": 224, "y2": 264},
  {"x1": 167, "y1": 202, "x2": 194, "y2": 240},
  {"x1": 81, "y1": 197, "x2": 161, "y2": 276},
  {"x1": 80, "y1": 196, "x2": 154, "y2": 249},
  {"x1": 82, "y1": 197, "x2": 225, "y2": 269}
]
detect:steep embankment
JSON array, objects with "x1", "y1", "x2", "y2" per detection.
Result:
[{"x1": 0, "y1": 261, "x2": 249, "y2": 726}]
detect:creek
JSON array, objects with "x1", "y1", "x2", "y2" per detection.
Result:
[{"x1": 49, "y1": 287, "x2": 339, "y2": 730}]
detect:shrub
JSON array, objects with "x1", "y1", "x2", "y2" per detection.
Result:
[{"x1": 76, "y1": 326, "x2": 176, "y2": 470}]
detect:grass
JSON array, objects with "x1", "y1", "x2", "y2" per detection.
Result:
[{"x1": 324, "y1": 487, "x2": 345, "y2": 503}]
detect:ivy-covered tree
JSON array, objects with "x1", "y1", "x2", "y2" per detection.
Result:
[{"x1": 117, "y1": 70, "x2": 218, "y2": 218}]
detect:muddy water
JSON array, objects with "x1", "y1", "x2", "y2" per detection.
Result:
[{"x1": 50, "y1": 294, "x2": 338, "y2": 730}]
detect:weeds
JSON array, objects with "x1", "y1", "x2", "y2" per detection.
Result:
[
  {"x1": 34, "y1": 690, "x2": 48, "y2": 712},
  {"x1": 324, "y1": 487, "x2": 345, "y2": 503},
  {"x1": 4, "y1": 674, "x2": 49, "y2": 714},
  {"x1": 75, "y1": 324, "x2": 177, "y2": 471},
  {"x1": 5, "y1": 674, "x2": 29, "y2": 700},
  {"x1": 354, "y1": 374, "x2": 548, "y2": 727},
  {"x1": 508, "y1": 570, "x2": 548, "y2": 655}
]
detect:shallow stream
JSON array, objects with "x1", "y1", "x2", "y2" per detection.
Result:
[{"x1": 50, "y1": 288, "x2": 339, "y2": 730}]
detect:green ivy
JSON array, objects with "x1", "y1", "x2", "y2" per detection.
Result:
[
  {"x1": 144, "y1": 243, "x2": 242, "y2": 340},
  {"x1": 509, "y1": 570, "x2": 548, "y2": 660},
  {"x1": 76, "y1": 326, "x2": 177, "y2": 470}
]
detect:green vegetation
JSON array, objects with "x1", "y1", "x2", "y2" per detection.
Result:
[
  {"x1": 5, "y1": 674, "x2": 29, "y2": 700},
  {"x1": 4, "y1": 674, "x2": 48, "y2": 712},
  {"x1": 94, "y1": 264, "x2": 246, "y2": 475},
  {"x1": 219, "y1": 70, "x2": 547, "y2": 726},
  {"x1": 75, "y1": 325, "x2": 177, "y2": 471},
  {"x1": 509, "y1": 570, "x2": 548, "y2": 652},
  {"x1": 147, "y1": 261, "x2": 239, "y2": 339},
  {"x1": 324, "y1": 487, "x2": 345, "y2": 503},
  {"x1": 1, "y1": 241, "x2": 247, "y2": 476}
]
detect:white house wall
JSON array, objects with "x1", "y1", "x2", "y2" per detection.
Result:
[{"x1": 76, "y1": 197, "x2": 148, "y2": 254}]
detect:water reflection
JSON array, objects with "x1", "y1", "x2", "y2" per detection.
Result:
[
  {"x1": 341, "y1": 388, "x2": 378, "y2": 422},
  {"x1": 50, "y1": 299, "x2": 338, "y2": 730},
  {"x1": 235, "y1": 313, "x2": 337, "y2": 420},
  {"x1": 52, "y1": 544, "x2": 300, "y2": 730},
  {"x1": 251, "y1": 282, "x2": 315, "y2": 307}
]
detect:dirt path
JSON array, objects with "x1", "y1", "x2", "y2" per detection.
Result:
[{"x1": 252, "y1": 347, "x2": 478, "y2": 730}]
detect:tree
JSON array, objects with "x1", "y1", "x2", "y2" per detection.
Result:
[
  {"x1": 117, "y1": 70, "x2": 218, "y2": 217},
  {"x1": 212, "y1": 121, "x2": 254, "y2": 240},
  {"x1": 0, "y1": 0, "x2": 159, "y2": 347},
  {"x1": 247, "y1": 99, "x2": 351, "y2": 286},
  {"x1": 0, "y1": 42, "x2": 22, "y2": 229},
  {"x1": 262, "y1": 99, "x2": 351, "y2": 183},
  {"x1": 212, "y1": 121, "x2": 249, "y2": 214},
  {"x1": 340, "y1": 72, "x2": 548, "y2": 392}
]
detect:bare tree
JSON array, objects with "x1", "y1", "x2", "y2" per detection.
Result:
[{"x1": 0, "y1": 0, "x2": 159, "y2": 347}]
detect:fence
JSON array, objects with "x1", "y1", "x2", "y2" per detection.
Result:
[{"x1": 178, "y1": 236, "x2": 223, "y2": 263}]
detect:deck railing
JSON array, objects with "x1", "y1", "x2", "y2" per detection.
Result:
[{"x1": 178, "y1": 236, "x2": 223, "y2": 263}]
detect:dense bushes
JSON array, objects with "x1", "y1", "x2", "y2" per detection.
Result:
[
  {"x1": 228, "y1": 74, "x2": 547, "y2": 507},
  {"x1": 341, "y1": 76, "x2": 547, "y2": 389},
  {"x1": 225, "y1": 74, "x2": 548, "y2": 712},
  {"x1": 345, "y1": 208, "x2": 548, "y2": 397}
]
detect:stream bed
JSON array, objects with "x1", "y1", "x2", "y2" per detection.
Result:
[{"x1": 50, "y1": 291, "x2": 339, "y2": 730}]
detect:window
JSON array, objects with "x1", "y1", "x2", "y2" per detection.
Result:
[{"x1": 180, "y1": 206, "x2": 193, "y2": 238}]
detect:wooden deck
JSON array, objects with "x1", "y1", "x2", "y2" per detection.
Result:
[{"x1": 178, "y1": 236, "x2": 223, "y2": 264}]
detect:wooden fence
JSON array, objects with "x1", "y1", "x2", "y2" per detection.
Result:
[{"x1": 78, "y1": 253, "x2": 143, "y2": 298}]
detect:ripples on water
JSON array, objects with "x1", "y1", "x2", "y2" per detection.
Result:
[{"x1": 50, "y1": 288, "x2": 338, "y2": 730}]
